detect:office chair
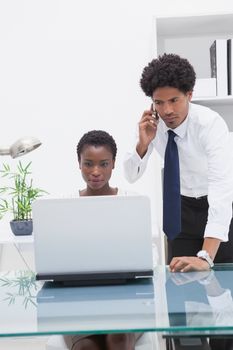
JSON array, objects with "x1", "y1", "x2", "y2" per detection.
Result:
[{"x1": 45, "y1": 332, "x2": 158, "y2": 350}]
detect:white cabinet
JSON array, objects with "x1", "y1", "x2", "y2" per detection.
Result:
[{"x1": 155, "y1": 13, "x2": 233, "y2": 130}]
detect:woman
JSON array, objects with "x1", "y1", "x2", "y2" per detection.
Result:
[{"x1": 65, "y1": 129, "x2": 141, "y2": 350}]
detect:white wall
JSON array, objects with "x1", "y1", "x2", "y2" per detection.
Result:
[
  {"x1": 0, "y1": 0, "x2": 163, "y2": 239},
  {"x1": 1, "y1": 0, "x2": 233, "y2": 260},
  {"x1": 0, "y1": 0, "x2": 158, "y2": 194}
]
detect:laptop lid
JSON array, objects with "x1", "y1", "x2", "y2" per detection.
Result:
[{"x1": 32, "y1": 195, "x2": 153, "y2": 284}]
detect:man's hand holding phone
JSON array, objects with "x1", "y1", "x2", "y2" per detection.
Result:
[{"x1": 136, "y1": 104, "x2": 159, "y2": 158}]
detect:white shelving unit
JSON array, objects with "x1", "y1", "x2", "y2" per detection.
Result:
[{"x1": 155, "y1": 12, "x2": 233, "y2": 130}]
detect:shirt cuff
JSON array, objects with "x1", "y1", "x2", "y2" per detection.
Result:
[
  {"x1": 131, "y1": 148, "x2": 151, "y2": 165},
  {"x1": 204, "y1": 223, "x2": 229, "y2": 242}
]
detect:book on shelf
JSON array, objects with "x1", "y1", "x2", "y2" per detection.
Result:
[
  {"x1": 210, "y1": 39, "x2": 228, "y2": 97},
  {"x1": 227, "y1": 39, "x2": 233, "y2": 95}
]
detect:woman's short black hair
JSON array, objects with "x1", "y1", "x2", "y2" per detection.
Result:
[
  {"x1": 77, "y1": 130, "x2": 117, "y2": 162},
  {"x1": 140, "y1": 53, "x2": 196, "y2": 96}
]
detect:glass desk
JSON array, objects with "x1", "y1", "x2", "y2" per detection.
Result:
[{"x1": 0, "y1": 265, "x2": 233, "y2": 338}]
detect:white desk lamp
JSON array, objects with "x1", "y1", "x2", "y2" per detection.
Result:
[{"x1": 0, "y1": 137, "x2": 42, "y2": 158}]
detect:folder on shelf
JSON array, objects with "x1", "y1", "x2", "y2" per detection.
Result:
[{"x1": 210, "y1": 39, "x2": 228, "y2": 97}]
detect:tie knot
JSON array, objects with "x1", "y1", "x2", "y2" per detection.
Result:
[{"x1": 168, "y1": 130, "x2": 176, "y2": 139}]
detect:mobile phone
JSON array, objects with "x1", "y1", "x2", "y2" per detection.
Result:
[{"x1": 151, "y1": 103, "x2": 159, "y2": 121}]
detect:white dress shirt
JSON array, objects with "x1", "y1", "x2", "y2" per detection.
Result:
[{"x1": 123, "y1": 103, "x2": 233, "y2": 242}]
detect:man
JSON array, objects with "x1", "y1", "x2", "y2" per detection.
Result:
[{"x1": 124, "y1": 53, "x2": 233, "y2": 272}]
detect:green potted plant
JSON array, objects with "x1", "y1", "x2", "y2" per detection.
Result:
[{"x1": 0, "y1": 161, "x2": 47, "y2": 235}]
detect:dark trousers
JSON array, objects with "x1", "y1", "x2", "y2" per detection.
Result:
[
  {"x1": 167, "y1": 195, "x2": 233, "y2": 264},
  {"x1": 167, "y1": 196, "x2": 233, "y2": 350}
]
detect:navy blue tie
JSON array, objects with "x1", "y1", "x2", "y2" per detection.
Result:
[{"x1": 163, "y1": 130, "x2": 181, "y2": 240}]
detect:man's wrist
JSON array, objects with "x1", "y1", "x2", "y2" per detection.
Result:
[
  {"x1": 197, "y1": 250, "x2": 214, "y2": 268},
  {"x1": 136, "y1": 142, "x2": 148, "y2": 158}
]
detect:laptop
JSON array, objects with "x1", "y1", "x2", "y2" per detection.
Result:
[{"x1": 32, "y1": 195, "x2": 154, "y2": 285}]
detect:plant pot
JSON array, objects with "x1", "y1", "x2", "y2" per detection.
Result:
[{"x1": 10, "y1": 219, "x2": 33, "y2": 236}]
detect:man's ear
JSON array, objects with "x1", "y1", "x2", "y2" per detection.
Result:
[
  {"x1": 187, "y1": 90, "x2": 193, "y2": 101},
  {"x1": 112, "y1": 159, "x2": 115, "y2": 169},
  {"x1": 78, "y1": 161, "x2": 81, "y2": 169}
]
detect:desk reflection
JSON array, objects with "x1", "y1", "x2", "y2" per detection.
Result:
[
  {"x1": 37, "y1": 278, "x2": 156, "y2": 333},
  {"x1": 166, "y1": 265, "x2": 233, "y2": 329}
]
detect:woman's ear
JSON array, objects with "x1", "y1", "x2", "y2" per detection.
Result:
[
  {"x1": 78, "y1": 160, "x2": 81, "y2": 169},
  {"x1": 112, "y1": 159, "x2": 115, "y2": 169}
]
